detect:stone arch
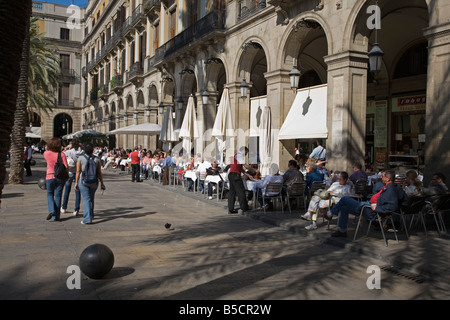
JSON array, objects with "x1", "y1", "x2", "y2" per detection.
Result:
[
  {"x1": 236, "y1": 38, "x2": 268, "y2": 98},
  {"x1": 280, "y1": 16, "x2": 330, "y2": 89},
  {"x1": 54, "y1": 112, "x2": 73, "y2": 138}
]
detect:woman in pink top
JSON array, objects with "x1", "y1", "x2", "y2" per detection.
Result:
[{"x1": 44, "y1": 137, "x2": 68, "y2": 221}]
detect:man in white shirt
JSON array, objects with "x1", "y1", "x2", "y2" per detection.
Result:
[
  {"x1": 61, "y1": 139, "x2": 83, "y2": 215},
  {"x1": 309, "y1": 139, "x2": 326, "y2": 162}
]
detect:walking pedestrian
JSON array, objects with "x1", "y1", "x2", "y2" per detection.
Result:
[
  {"x1": 24, "y1": 142, "x2": 32, "y2": 176},
  {"x1": 61, "y1": 139, "x2": 83, "y2": 216},
  {"x1": 75, "y1": 143, "x2": 105, "y2": 224},
  {"x1": 44, "y1": 137, "x2": 68, "y2": 221},
  {"x1": 227, "y1": 146, "x2": 256, "y2": 214}
]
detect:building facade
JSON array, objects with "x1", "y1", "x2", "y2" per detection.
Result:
[
  {"x1": 31, "y1": 1, "x2": 85, "y2": 141},
  {"x1": 33, "y1": 0, "x2": 450, "y2": 184}
]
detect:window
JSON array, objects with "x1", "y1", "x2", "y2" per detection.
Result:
[
  {"x1": 58, "y1": 83, "x2": 70, "y2": 106},
  {"x1": 60, "y1": 28, "x2": 70, "y2": 40},
  {"x1": 60, "y1": 54, "x2": 70, "y2": 71}
]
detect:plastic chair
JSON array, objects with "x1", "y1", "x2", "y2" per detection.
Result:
[
  {"x1": 353, "y1": 205, "x2": 399, "y2": 247},
  {"x1": 261, "y1": 182, "x2": 284, "y2": 213},
  {"x1": 285, "y1": 181, "x2": 306, "y2": 214}
]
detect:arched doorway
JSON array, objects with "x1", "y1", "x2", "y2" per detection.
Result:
[{"x1": 54, "y1": 113, "x2": 73, "y2": 138}]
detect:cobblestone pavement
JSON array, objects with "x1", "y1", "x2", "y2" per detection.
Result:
[{"x1": 1, "y1": 154, "x2": 449, "y2": 302}]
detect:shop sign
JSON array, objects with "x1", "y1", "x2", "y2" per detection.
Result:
[{"x1": 392, "y1": 95, "x2": 426, "y2": 112}]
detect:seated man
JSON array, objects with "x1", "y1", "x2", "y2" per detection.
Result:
[
  {"x1": 324, "y1": 170, "x2": 409, "y2": 237},
  {"x1": 252, "y1": 163, "x2": 284, "y2": 211},
  {"x1": 420, "y1": 172, "x2": 448, "y2": 214},
  {"x1": 349, "y1": 162, "x2": 368, "y2": 185},
  {"x1": 283, "y1": 160, "x2": 304, "y2": 185},
  {"x1": 303, "y1": 171, "x2": 354, "y2": 230}
]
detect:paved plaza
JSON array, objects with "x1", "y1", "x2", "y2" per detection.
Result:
[{"x1": 1, "y1": 154, "x2": 450, "y2": 303}]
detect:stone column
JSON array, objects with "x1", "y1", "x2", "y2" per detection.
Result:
[
  {"x1": 265, "y1": 69, "x2": 296, "y2": 172},
  {"x1": 423, "y1": 22, "x2": 450, "y2": 183},
  {"x1": 324, "y1": 50, "x2": 369, "y2": 173}
]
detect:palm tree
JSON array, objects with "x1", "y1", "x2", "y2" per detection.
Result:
[
  {"x1": 8, "y1": 17, "x2": 61, "y2": 185},
  {"x1": 0, "y1": 1, "x2": 32, "y2": 206}
]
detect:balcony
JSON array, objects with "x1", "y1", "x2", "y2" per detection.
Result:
[
  {"x1": 58, "y1": 99, "x2": 75, "y2": 107},
  {"x1": 122, "y1": 17, "x2": 133, "y2": 41},
  {"x1": 110, "y1": 75, "x2": 123, "y2": 95},
  {"x1": 131, "y1": 4, "x2": 146, "y2": 32},
  {"x1": 152, "y1": 10, "x2": 225, "y2": 66},
  {"x1": 238, "y1": 0, "x2": 267, "y2": 22},
  {"x1": 128, "y1": 62, "x2": 144, "y2": 86},
  {"x1": 143, "y1": 0, "x2": 161, "y2": 22},
  {"x1": 62, "y1": 68, "x2": 77, "y2": 78},
  {"x1": 99, "y1": 84, "x2": 109, "y2": 100}
]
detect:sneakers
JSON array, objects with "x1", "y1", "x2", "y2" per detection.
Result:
[
  {"x1": 228, "y1": 210, "x2": 238, "y2": 214},
  {"x1": 60, "y1": 208, "x2": 66, "y2": 214},
  {"x1": 73, "y1": 210, "x2": 79, "y2": 217},
  {"x1": 81, "y1": 220, "x2": 92, "y2": 225},
  {"x1": 208, "y1": 196, "x2": 213, "y2": 200},
  {"x1": 46, "y1": 212, "x2": 55, "y2": 220},
  {"x1": 301, "y1": 213, "x2": 312, "y2": 221},
  {"x1": 305, "y1": 224, "x2": 317, "y2": 231},
  {"x1": 324, "y1": 210, "x2": 333, "y2": 221}
]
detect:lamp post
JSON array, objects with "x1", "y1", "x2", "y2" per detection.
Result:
[
  {"x1": 290, "y1": 23, "x2": 302, "y2": 90},
  {"x1": 240, "y1": 41, "x2": 253, "y2": 99},
  {"x1": 145, "y1": 106, "x2": 150, "y2": 117},
  {"x1": 158, "y1": 101, "x2": 165, "y2": 115},
  {"x1": 202, "y1": 90, "x2": 210, "y2": 105},
  {"x1": 177, "y1": 96, "x2": 183, "y2": 110},
  {"x1": 368, "y1": 0, "x2": 384, "y2": 81}
]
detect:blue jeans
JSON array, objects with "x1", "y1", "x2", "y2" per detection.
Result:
[
  {"x1": 330, "y1": 196, "x2": 378, "y2": 231},
  {"x1": 62, "y1": 172, "x2": 81, "y2": 212},
  {"x1": 78, "y1": 180, "x2": 98, "y2": 223},
  {"x1": 46, "y1": 178, "x2": 65, "y2": 220}
]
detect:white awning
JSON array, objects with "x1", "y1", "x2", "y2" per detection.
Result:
[{"x1": 278, "y1": 84, "x2": 328, "y2": 140}]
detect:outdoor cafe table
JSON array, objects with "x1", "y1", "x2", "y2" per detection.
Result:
[
  {"x1": 245, "y1": 179, "x2": 262, "y2": 209},
  {"x1": 205, "y1": 173, "x2": 227, "y2": 201}
]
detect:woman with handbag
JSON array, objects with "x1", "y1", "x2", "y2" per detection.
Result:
[
  {"x1": 44, "y1": 137, "x2": 69, "y2": 221},
  {"x1": 302, "y1": 171, "x2": 354, "y2": 230}
]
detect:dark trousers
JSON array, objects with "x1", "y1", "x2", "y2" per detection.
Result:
[
  {"x1": 227, "y1": 172, "x2": 248, "y2": 211},
  {"x1": 131, "y1": 163, "x2": 140, "y2": 182},
  {"x1": 24, "y1": 160, "x2": 32, "y2": 176}
]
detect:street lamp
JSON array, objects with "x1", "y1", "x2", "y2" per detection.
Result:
[
  {"x1": 368, "y1": 0, "x2": 384, "y2": 80},
  {"x1": 124, "y1": 112, "x2": 128, "y2": 121},
  {"x1": 158, "y1": 101, "x2": 165, "y2": 115},
  {"x1": 133, "y1": 110, "x2": 138, "y2": 119},
  {"x1": 145, "y1": 106, "x2": 150, "y2": 117},
  {"x1": 289, "y1": 65, "x2": 301, "y2": 90},
  {"x1": 177, "y1": 96, "x2": 183, "y2": 110},
  {"x1": 240, "y1": 78, "x2": 249, "y2": 99},
  {"x1": 202, "y1": 90, "x2": 210, "y2": 105}
]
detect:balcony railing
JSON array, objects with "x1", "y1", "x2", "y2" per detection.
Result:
[
  {"x1": 238, "y1": 0, "x2": 266, "y2": 22},
  {"x1": 143, "y1": 0, "x2": 161, "y2": 19},
  {"x1": 61, "y1": 68, "x2": 76, "y2": 78},
  {"x1": 58, "y1": 99, "x2": 75, "y2": 107},
  {"x1": 153, "y1": 10, "x2": 225, "y2": 65}
]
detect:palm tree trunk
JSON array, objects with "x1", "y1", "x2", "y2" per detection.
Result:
[
  {"x1": 8, "y1": 18, "x2": 31, "y2": 185},
  {"x1": 0, "y1": 1, "x2": 32, "y2": 206}
]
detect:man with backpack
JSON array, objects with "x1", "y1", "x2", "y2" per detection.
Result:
[{"x1": 74, "y1": 143, "x2": 106, "y2": 224}]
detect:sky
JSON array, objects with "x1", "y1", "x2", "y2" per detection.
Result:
[{"x1": 39, "y1": 0, "x2": 89, "y2": 8}]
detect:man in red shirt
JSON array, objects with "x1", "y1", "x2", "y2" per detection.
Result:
[
  {"x1": 130, "y1": 146, "x2": 141, "y2": 182},
  {"x1": 227, "y1": 146, "x2": 257, "y2": 214}
]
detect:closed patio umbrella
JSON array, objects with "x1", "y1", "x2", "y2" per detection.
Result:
[
  {"x1": 259, "y1": 106, "x2": 273, "y2": 177},
  {"x1": 178, "y1": 95, "x2": 199, "y2": 159},
  {"x1": 160, "y1": 105, "x2": 178, "y2": 151},
  {"x1": 211, "y1": 88, "x2": 235, "y2": 165}
]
